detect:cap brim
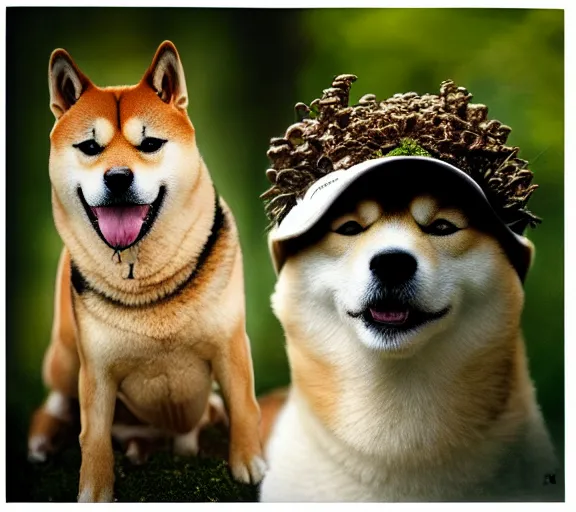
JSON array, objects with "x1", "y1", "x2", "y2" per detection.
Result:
[{"x1": 269, "y1": 156, "x2": 532, "y2": 281}]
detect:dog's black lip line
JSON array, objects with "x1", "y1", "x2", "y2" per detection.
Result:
[
  {"x1": 347, "y1": 303, "x2": 450, "y2": 332},
  {"x1": 77, "y1": 186, "x2": 166, "y2": 251}
]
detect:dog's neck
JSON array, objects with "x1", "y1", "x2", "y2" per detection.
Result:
[
  {"x1": 54, "y1": 160, "x2": 234, "y2": 307},
  {"x1": 285, "y1": 313, "x2": 533, "y2": 487}
]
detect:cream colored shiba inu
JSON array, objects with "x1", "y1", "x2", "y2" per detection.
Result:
[
  {"x1": 27, "y1": 41, "x2": 265, "y2": 502},
  {"x1": 259, "y1": 157, "x2": 560, "y2": 502}
]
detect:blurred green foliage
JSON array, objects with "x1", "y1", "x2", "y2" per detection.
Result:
[{"x1": 6, "y1": 7, "x2": 564, "y2": 500}]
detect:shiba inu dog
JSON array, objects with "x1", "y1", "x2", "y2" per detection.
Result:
[
  {"x1": 259, "y1": 157, "x2": 560, "y2": 502},
  {"x1": 27, "y1": 41, "x2": 265, "y2": 502}
]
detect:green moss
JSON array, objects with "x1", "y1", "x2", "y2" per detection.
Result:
[
  {"x1": 385, "y1": 138, "x2": 431, "y2": 158},
  {"x1": 17, "y1": 426, "x2": 258, "y2": 502}
]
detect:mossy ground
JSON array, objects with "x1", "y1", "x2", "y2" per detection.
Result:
[{"x1": 8, "y1": 421, "x2": 259, "y2": 502}]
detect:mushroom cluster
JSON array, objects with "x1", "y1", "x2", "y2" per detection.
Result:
[{"x1": 261, "y1": 75, "x2": 540, "y2": 233}]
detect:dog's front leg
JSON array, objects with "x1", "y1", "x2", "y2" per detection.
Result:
[
  {"x1": 77, "y1": 364, "x2": 117, "y2": 502},
  {"x1": 213, "y1": 325, "x2": 267, "y2": 485}
]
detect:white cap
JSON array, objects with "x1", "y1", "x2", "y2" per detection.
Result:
[{"x1": 268, "y1": 156, "x2": 532, "y2": 281}]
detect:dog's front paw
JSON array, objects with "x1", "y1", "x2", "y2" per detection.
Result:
[
  {"x1": 77, "y1": 485, "x2": 114, "y2": 503},
  {"x1": 230, "y1": 454, "x2": 267, "y2": 485}
]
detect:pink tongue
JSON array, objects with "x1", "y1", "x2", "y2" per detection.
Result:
[
  {"x1": 370, "y1": 309, "x2": 409, "y2": 324},
  {"x1": 91, "y1": 205, "x2": 150, "y2": 248}
]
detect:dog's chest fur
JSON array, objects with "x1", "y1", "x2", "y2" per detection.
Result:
[
  {"x1": 73, "y1": 291, "x2": 221, "y2": 432},
  {"x1": 263, "y1": 392, "x2": 556, "y2": 502},
  {"x1": 261, "y1": 341, "x2": 559, "y2": 502},
  {"x1": 70, "y1": 227, "x2": 242, "y2": 433}
]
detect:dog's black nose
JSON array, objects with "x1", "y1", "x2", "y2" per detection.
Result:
[
  {"x1": 104, "y1": 167, "x2": 133, "y2": 196},
  {"x1": 370, "y1": 250, "x2": 418, "y2": 286}
]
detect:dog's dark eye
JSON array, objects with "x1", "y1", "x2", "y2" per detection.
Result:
[
  {"x1": 335, "y1": 220, "x2": 364, "y2": 236},
  {"x1": 73, "y1": 139, "x2": 103, "y2": 156},
  {"x1": 422, "y1": 219, "x2": 460, "y2": 236},
  {"x1": 137, "y1": 137, "x2": 167, "y2": 153}
]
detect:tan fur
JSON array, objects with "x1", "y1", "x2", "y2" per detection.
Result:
[
  {"x1": 29, "y1": 41, "x2": 264, "y2": 501},
  {"x1": 286, "y1": 342, "x2": 338, "y2": 430},
  {"x1": 258, "y1": 388, "x2": 289, "y2": 447},
  {"x1": 260, "y1": 196, "x2": 560, "y2": 502},
  {"x1": 42, "y1": 249, "x2": 79, "y2": 395}
]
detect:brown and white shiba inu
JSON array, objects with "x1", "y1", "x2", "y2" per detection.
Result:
[
  {"x1": 27, "y1": 41, "x2": 265, "y2": 502},
  {"x1": 259, "y1": 158, "x2": 560, "y2": 502}
]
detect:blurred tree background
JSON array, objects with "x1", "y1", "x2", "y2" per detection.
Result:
[{"x1": 6, "y1": 7, "x2": 564, "y2": 500}]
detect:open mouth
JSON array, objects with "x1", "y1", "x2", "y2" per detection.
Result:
[
  {"x1": 78, "y1": 186, "x2": 166, "y2": 251},
  {"x1": 349, "y1": 299, "x2": 450, "y2": 334}
]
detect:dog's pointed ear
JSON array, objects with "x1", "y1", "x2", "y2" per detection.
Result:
[
  {"x1": 144, "y1": 41, "x2": 188, "y2": 110},
  {"x1": 49, "y1": 49, "x2": 90, "y2": 119}
]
